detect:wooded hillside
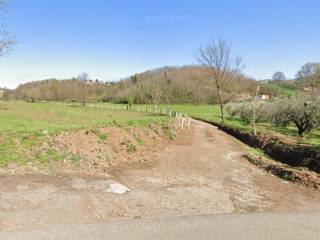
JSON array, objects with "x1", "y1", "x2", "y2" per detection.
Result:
[{"x1": 2, "y1": 66, "x2": 257, "y2": 104}]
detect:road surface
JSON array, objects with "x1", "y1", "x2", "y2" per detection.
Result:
[
  {"x1": 0, "y1": 120, "x2": 319, "y2": 238},
  {"x1": 1, "y1": 212, "x2": 320, "y2": 240}
]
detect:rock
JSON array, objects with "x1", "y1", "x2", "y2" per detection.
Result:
[{"x1": 107, "y1": 183, "x2": 130, "y2": 194}]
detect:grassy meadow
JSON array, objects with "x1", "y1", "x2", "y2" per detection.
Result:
[
  {"x1": 1, "y1": 101, "x2": 319, "y2": 168},
  {"x1": 0, "y1": 101, "x2": 171, "y2": 166}
]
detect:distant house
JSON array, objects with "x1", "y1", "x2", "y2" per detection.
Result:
[
  {"x1": 261, "y1": 94, "x2": 270, "y2": 100},
  {"x1": 0, "y1": 90, "x2": 4, "y2": 98},
  {"x1": 256, "y1": 94, "x2": 270, "y2": 100}
]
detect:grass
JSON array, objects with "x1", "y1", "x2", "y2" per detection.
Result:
[
  {"x1": 2, "y1": 100, "x2": 318, "y2": 168},
  {"x1": 0, "y1": 101, "x2": 172, "y2": 167},
  {"x1": 262, "y1": 83, "x2": 298, "y2": 97}
]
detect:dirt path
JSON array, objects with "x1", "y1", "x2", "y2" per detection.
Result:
[{"x1": 1, "y1": 120, "x2": 319, "y2": 231}]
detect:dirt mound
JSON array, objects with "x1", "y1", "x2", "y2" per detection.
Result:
[
  {"x1": 37, "y1": 120, "x2": 190, "y2": 176},
  {"x1": 244, "y1": 153, "x2": 320, "y2": 189}
]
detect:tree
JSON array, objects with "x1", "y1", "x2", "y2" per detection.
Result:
[
  {"x1": 50, "y1": 79, "x2": 60, "y2": 101},
  {"x1": 150, "y1": 76, "x2": 165, "y2": 106},
  {"x1": 127, "y1": 96, "x2": 134, "y2": 110},
  {"x1": 269, "y1": 96, "x2": 320, "y2": 136},
  {"x1": 78, "y1": 72, "x2": 89, "y2": 106},
  {"x1": 0, "y1": 0, "x2": 15, "y2": 57},
  {"x1": 295, "y1": 62, "x2": 320, "y2": 91},
  {"x1": 272, "y1": 71, "x2": 286, "y2": 81},
  {"x1": 196, "y1": 38, "x2": 245, "y2": 122},
  {"x1": 130, "y1": 75, "x2": 138, "y2": 84}
]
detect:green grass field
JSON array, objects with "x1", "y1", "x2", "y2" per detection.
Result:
[
  {"x1": 1, "y1": 101, "x2": 319, "y2": 168},
  {"x1": 0, "y1": 101, "x2": 171, "y2": 166},
  {"x1": 262, "y1": 83, "x2": 298, "y2": 97}
]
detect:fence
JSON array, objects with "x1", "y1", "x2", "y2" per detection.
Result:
[{"x1": 63, "y1": 102, "x2": 192, "y2": 129}]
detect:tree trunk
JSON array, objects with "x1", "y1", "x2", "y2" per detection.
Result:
[
  {"x1": 252, "y1": 85, "x2": 259, "y2": 136},
  {"x1": 216, "y1": 87, "x2": 224, "y2": 122},
  {"x1": 298, "y1": 127, "x2": 304, "y2": 136}
]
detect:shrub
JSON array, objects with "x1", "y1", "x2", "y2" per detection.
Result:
[
  {"x1": 226, "y1": 101, "x2": 267, "y2": 124},
  {"x1": 127, "y1": 96, "x2": 134, "y2": 110}
]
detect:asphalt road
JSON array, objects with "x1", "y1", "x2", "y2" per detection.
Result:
[{"x1": 1, "y1": 212, "x2": 320, "y2": 240}]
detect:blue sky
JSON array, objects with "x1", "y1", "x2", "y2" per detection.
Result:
[{"x1": 1, "y1": 0, "x2": 320, "y2": 89}]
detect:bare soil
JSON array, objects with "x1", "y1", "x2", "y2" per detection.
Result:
[{"x1": 0, "y1": 120, "x2": 319, "y2": 231}]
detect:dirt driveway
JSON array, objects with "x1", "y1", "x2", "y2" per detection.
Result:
[{"x1": 1, "y1": 120, "x2": 319, "y2": 231}]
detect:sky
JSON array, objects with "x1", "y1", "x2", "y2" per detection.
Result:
[{"x1": 0, "y1": 0, "x2": 320, "y2": 89}]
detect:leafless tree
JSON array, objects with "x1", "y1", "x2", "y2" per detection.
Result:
[
  {"x1": 0, "y1": 0, "x2": 15, "y2": 57},
  {"x1": 296, "y1": 62, "x2": 320, "y2": 91},
  {"x1": 78, "y1": 72, "x2": 89, "y2": 106},
  {"x1": 150, "y1": 77, "x2": 165, "y2": 106},
  {"x1": 196, "y1": 38, "x2": 245, "y2": 122}
]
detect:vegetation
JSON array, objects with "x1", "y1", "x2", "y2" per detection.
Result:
[
  {"x1": 260, "y1": 82, "x2": 297, "y2": 97},
  {"x1": 226, "y1": 96, "x2": 320, "y2": 137},
  {"x1": 0, "y1": 101, "x2": 172, "y2": 166},
  {"x1": 121, "y1": 103, "x2": 320, "y2": 146},
  {"x1": 127, "y1": 96, "x2": 134, "y2": 110},
  {"x1": 272, "y1": 71, "x2": 286, "y2": 81},
  {"x1": 295, "y1": 62, "x2": 320, "y2": 91},
  {"x1": 268, "y1": 96, "x2": 320, "y2": 136},
  {"x1": 2, "y1": 65, "x2": 256, "y2": 105},
  {"x1": 196, "y1": 38, "x2": 245, "y2": 122}
]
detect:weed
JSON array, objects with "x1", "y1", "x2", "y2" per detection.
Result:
[
  {"x1": 120, "y1": 140, "x2": 137, "y2": 154},
  {"x1": 98, "y1": 132, "x2": 108, "y2": 142},
  {"x1": 70, "y1": 154, "x2": 81, "y2": 164},
  {"x1": 163, "y1": 126, "x2": 175, "y2": 140}
]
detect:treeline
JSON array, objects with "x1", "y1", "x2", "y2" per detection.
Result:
[
  {"x1": 3, "y1": 78, "x2": 108, "y2": 103},
  {"x1": 2, "y1": 66, "x2": 257, "y2": 104},
  {"x1": 104, "y1": 66, "x2": 256, "y2": 104},
  {"x1": 3, "y1": 63, "x2": 319, "y2": 104}
]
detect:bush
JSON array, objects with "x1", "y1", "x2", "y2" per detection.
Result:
[
  {"x1": 127, "y1": 96, "x2": 134, "y2": 110},
  {"x1": 226, "y1": 101, "x2": 267, "y2": 124}
]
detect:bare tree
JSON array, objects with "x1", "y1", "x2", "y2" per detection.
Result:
[
  {"x1": 0, "y1": 0, "x2": 15, "y2": 57},
  {"x1": 150, "y1": 77, "x2": 165, "y2": 106},
  {"x1": 272, "y1": 71, "x2": 286, "y2": 81},
  {"x1": 196, "y1": 38, "x2": 245, "y2": 122},
  {"x1": 78, "y1": 72, "x2": 89, "y2": 106},
  {"x1": 296, "y1": 62, "x2": 320, "y2": 91}
]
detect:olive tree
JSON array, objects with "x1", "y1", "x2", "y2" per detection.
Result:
[
  {"x1": 226, "y1": 97, "x2": 269, "y2": 135},
  {"x1": 268, "y1": 96, "x2": 320, "y2": 136},
  {"x1": 196, "y1": 38, "x2": 245, "y2": 122}
]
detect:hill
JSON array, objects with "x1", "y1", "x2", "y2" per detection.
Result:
[{"x1": 2, "y1": 66, "x2": 306, "y2": 104}]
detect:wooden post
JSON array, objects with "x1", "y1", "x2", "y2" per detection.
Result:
[{"x1": 188, "y1": 118, "x2": 191, "y2": 128}]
